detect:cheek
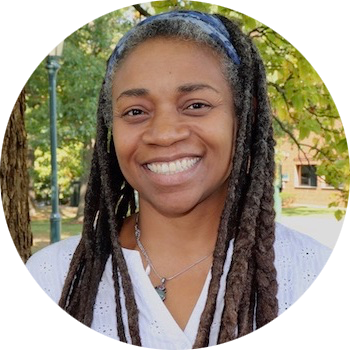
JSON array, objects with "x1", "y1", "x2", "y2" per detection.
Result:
[
  {"x1": 112, "y1": 130, "x2": 136, "y2": 188},
  {"x1": 113, "y1": 125, "x2": 121, "y2": 153},
  {"x1": 212, "y1": 117, "x2": 235, "y2": 158},
  {"x1": 112, "y1": 124, "x2": 130, "y2": 167},
  {"x1": 213, "y1": 120, "x2": 236, "y2": 178},
  {"x1": 220, "y1": 131, "x2": 235, "y2": 170}
]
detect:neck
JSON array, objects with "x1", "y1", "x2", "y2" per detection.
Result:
[{"x1": 136, "y1": 196, "x2": 225, "y2": 257}]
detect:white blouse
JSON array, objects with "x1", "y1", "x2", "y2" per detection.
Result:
[{"x1": 26, "y1": 223, "x2": 331, "y2": 349}]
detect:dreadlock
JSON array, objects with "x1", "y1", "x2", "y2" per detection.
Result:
[{"x1": 59, "y1": 11, "x2": 278, "y2": 347}]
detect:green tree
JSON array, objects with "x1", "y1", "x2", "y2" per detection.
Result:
[
  {"x1": 25, "y1": 8, "x2": 136, "y2": 217},
  {"x1": 26, "y1": 1, "x2": 348, "y2": 221},
  {"x1": 141, "y1": 1, "x2": 349, "y2": 217}
]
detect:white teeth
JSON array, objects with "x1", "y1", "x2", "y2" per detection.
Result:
[{"x1": 146, "y1": 157, "x2": 200, "y2": 175}]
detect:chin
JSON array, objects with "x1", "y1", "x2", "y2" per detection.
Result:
[
  {"x1": 142, "y1": 194, "x2": 203, "y2": 218},
  {"x1": 158, "y1": 205, "x2": 195, "y2": 218}
]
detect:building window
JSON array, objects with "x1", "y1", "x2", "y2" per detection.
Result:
[{"x1": 297, "y1": 165, "x2": 317, "y2": 187}]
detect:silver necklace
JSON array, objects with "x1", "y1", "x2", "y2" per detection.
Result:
[{"x1": 134, "y1": 214, "x2": 212, "y2": 302}]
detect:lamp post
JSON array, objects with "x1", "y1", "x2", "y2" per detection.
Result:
[{"x1": 46, "y1": 41, "x2": 64, "y2": 243}]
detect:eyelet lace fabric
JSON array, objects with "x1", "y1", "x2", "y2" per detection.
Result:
[{"x1": 26, "y1": 223, "x2": 331, "y2": 349}]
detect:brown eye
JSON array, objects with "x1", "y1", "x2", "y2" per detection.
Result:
[
  {"x1": 187, "y1": 102, "x2": 210, "y2": 110},
  {"x1": 124, "y1": 109, "x2": 145, "y2": 117},
  {"x1": 184, "y1": 102, "x2": 212, "y2": 116}
]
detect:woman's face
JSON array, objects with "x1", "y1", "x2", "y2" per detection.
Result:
[{"x1": 112, "y1": 38, "x2": 236, "y2": 216}]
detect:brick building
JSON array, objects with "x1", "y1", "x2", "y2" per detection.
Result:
[{"x1": 277, "y1": 138, "x2": 341, "y2": 207}]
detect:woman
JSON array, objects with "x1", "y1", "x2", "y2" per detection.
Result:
[{"x1": 27, "y1": 10, "x2": 330, "y2": 349}]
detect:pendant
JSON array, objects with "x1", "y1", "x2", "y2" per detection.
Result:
[{"x1": 155, "y1": 278, "x2": 167, "y2": 302}]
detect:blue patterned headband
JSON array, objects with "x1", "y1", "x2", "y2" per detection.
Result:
[{"x1": 107, "y1": 10, "x2": 240, "y2": 73}]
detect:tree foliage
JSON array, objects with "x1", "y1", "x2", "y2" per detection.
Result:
[
  {"x1": 25, "y1": 1, "x2": 348, "y2": 217},
  {"x1": 25, "y1": 8, "x2": 136, "y2": 202}
]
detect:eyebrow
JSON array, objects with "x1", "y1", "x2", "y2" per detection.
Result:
[
  {"x1": 115, "y1": 83, "x2": 219, "y2": 102},
  {"x1": 177, "y1": 83, "x2": 220, "y2": 94},
  {"x1": 116, "y1": 88, "x2": 149, "y2": 102}
]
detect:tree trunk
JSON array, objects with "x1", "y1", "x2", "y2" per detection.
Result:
[
  {"x1": 0, "y1": 89, "x2": 33, "y2": 262},
  {"x1": 27, "y1": 147, "x2": 37, "y2": 216}
]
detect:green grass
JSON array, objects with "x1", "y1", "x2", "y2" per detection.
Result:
[
  {"x1": 31, "y1": 219, "x2": 82, "y2": 254},
  {"x1": 282, "y1": 206, "x2": 338, "y2": 217},
  {"x1": 30, "y1": 205, "x2": 342, "y2": 254}
]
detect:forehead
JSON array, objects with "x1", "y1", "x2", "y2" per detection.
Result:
[{"x1": 112, "y1": 38, "x2": 230, "y2": 93}]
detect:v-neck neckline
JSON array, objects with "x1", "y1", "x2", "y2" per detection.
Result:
[{"x1": 121, "y1": 247, "x2": 212, "y2": 345}]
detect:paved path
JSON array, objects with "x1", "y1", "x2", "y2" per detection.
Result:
[{"x1": 277, "y1": 215, "x2": 344, "y2": 249}]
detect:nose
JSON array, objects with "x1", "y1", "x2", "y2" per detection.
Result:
[{"x1": 141, "y1": 108, "x2": 190, "y2": 147}]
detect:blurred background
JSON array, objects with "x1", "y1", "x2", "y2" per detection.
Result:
[{"x1": 1, "y1": 1, "x2": 348, "y2": 261}]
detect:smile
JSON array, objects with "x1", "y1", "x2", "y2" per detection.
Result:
[{"x1": 146, "y1": 157, "x2": 201, "y2": 175}]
